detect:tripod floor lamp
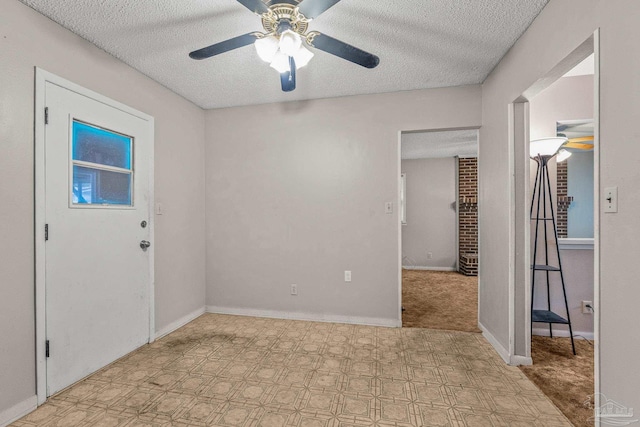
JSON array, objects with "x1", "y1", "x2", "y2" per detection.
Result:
[{"x1": 530, "y1": 137, "x2": 576, "y2": 355}]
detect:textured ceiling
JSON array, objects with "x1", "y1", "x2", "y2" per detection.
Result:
[
  {"x1": 401, "y1": 130, "x2": 478, "y2": 160},
  {"x1": 19, "y1": 0, "x2": 548, "y2": 109}
]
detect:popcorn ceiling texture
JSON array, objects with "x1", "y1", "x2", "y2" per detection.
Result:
[{"x1": 19, "y1": 0, "x2": 548, "y2": 109}]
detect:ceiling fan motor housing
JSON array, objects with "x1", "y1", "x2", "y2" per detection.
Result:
[{"x1": 262, "y1": 4, "x2": 309, "y2": 36}]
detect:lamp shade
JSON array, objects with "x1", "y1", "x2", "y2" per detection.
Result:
[
  {"x1": 292, "y1": 44, "x2": 314, "y2": 69},
  {"x1": 278, "y1": 30, "x2": 302, "y2": 56},
  {"x1": 255, "y1": 35, "x2": 279, "y2": 63},
  {"x1": 530, "y1": 137, "x2": 568, "y2": 157},
  {"x1": 269, "y1": 51, "x2": 291, "y2": 73}
]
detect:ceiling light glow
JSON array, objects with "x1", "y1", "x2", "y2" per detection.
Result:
[
  {"x1": 270, "y1": 51, "x2": 291, "y2": 73},
  {"x1": 255, "y1": 35, "x2": 279, "y2": 63},
  {"x1": 293, "y1": 45, "x2": 314, "y2": 69},
  {"x1": 278, "y1": 30, "x2": 302, "y2": 56},
  {"x1": 556, "y1": 149, "x2": 572, "y2": 162}
]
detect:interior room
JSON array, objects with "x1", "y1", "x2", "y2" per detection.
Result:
[
  {"x1": 2, "y1": 1, "x2": 640, "y2": 427},
  {"x1": 519, "y1": 54, "x2": 595, "y2": 427},
  {"x1": 400, "y1": 130, "x2": 480, "y2": 333}
]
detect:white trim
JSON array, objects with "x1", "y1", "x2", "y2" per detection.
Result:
[
  {"x1": 558, "y1": 238, "x2": 594, "y2": 250},
  {"x1": 34, "y1": 68, "x2": 155, "y2": 405},
  {"x1": 479, "y1": 322, "x2": 510, "y2": 364},
  {"x1": 532, "y1": 328, "x2": 594, "y2": 340},
  {"x1": 155, "y1": 307, "x2": 206, "y2": 340},
  {"x1": 397, "y1": 131, "x2": 403, "y2": 325},
  {"x1": 0, "y1": 395, "x2": 37, "y2": 427},
  {"x1": 479, "y1": 322, "x2": 532, "y2": 366},
  {"x1": 593, "y1": 28, "x2": 601, "y2": 421},
  {"x1": 34, "y1": 68, "x2": 47, "y2": 406},
  {"x1": 402, "y1": 266, "x2": 457, "y2": 272},
  {"x1": 454, "y1": 157, "x2": 460, "y2": 272},
  {"x1": 508, "y1": 102, "x2": 516, "y2": 359},
  {"x1": 206, "y1": 306, "x2": 401, "y2": 328},
  {"x1": 510, "y1": 355, "x2": 533, "y2": 366}
]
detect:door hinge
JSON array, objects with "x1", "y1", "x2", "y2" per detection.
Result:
[
  {"x1": 45, "y1": 340, "x2": 50, "y2": 358},
  {"x1": 45, "y1": 224, "x2": 49, "y2": 241},
  {"x1": 44, "y1": 107, "x2": 49, "y2": 125}
]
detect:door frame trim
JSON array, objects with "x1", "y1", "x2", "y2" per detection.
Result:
[{"x1": 34, "y1": 68, "x2": 155, "y2": 404}]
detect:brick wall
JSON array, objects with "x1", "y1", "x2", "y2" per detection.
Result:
[
  {"x1": 458, "y1": 158, "x2": 478, "y2": 276},
  {"x1": 556, "y1": 161, "x2": 572, "y2": 238}
]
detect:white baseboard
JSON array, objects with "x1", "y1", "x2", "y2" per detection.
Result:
[
  {"x1": 532, "y1": 327, "x2": 594, "y2": 340},
  {"x1": 154, "y1": 306, "x2": 205, "y2": 340},
  {"x1": 510, "y1": 355, "x2": 533, "y2": 366},
  {"x1": 0, "y1": 395, "x2": 37, "y2": 427},
  {"x1": 478, "y1": 322, "x2": 510, "y2": 364},
  {"x1": 402, "y1": 266, "x2": 457, "y2": 272},
  {"x1": 206, "y1": 306, "x2": 401, "y2": 328}
]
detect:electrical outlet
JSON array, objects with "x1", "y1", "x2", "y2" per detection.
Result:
[
  {"x1": 427, "y1": 252, "x2": 433, "y2": 260},
  {"x1": 344, "y1": 271, "x2": 351, "y2": 282},
  {"x1": 385, "y1": 202, "x2": 393, "y2": 214},
  {"x1": 582, "y1": 300, "x2": 593, "y2": 314},
  {"x1": 291, "y1": 284, "x2": 297, "y2": 296}
]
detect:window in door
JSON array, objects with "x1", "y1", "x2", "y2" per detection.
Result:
[{"x1": 71, "y1": 120, "x2": 134, "y2": 206}]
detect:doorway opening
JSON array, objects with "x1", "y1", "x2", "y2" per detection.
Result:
[
  {"x1": 399, "y1": 129, "x2": 480, "y2": 332},
  {"x1": 510, "y1": 35, "x2": 598, "y2": 427}
]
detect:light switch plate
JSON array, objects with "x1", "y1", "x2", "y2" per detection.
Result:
[{"x1": 604, "y1": 187, "x2": 618, "y2": 213}]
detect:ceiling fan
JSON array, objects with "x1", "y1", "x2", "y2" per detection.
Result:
[{"x1": 189, "y1": 0, "x2": 380, "y2": 92}]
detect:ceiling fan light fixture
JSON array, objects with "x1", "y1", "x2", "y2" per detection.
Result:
[
  {"x1": 270, "y1": 51, "x2": 291, "y2": 73},
  {"x1": 556, "y1": 149, "x2": 572, "y2": 162},
  {"x1": 279, "y1": 29, "x2": 302, "y2": 56},
  {"x1": 293, "y1": 44, "x2": 314, "y2": 69},
  {"x1": 255, "y1": 35, "x2": 279, "y2": 63}
]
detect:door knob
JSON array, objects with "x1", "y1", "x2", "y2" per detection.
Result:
[{"x1": 140, "y1": 240, "x2": 151, "y2": 250}]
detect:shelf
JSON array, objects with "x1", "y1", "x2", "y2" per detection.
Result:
[
  {"x1": 531, "y1": 264, "x2": 560, "y2": 271},
  {"x1": 532, "y1": 310, "x2": 569, "y2": 324}
]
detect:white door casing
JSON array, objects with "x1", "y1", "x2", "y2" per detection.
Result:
[{"x1": 35, "y1": 69, "x2": 154, "y2": 400}]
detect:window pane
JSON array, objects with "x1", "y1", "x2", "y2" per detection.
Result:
[
  {"x1": 72, "y1": 165, "x2": 132, "y2": 205},
  {"x1": 72, "y1": 121, "x2": 132, "y2": 169}
]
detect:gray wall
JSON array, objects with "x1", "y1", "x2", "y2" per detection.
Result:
[
  {"x1": 401, "y1": 158, "x2": 456, "y2": 268},
  {"x1": 205, "y1": 86, "x2": 482, "y2": 324},
  {"x1": 568, "y1": 151, "x2": 594, "y2": 238},
  {"x1": 480, "y1": 0, "x2": 640, "y2": 413},
  {"x1": 529, "y1": 74, "x2": 594, "y2": 337},
  {"x1": 0, "y1": 0, "x2": 206, "y2": 414}
]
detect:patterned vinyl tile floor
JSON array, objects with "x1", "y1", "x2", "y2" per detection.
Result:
[{"x1": 12, "y1": 314, "x2": 572, "y2": 426}]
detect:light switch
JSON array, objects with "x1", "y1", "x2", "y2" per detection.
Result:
[
  {"x1": 385, "y1": 202, "x2": 393, "y2": 214},
  {"x1": 604, "y1": 187, "x2": 618, "y2": 213},
  {"x1": 155, "y1": 203, "x2": 163, "y2": 215}
]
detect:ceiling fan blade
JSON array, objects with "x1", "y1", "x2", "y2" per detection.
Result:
[
  {"x1": 236, "y1": 0, "x2": 269, "y2": 15},
  {"x1": 307, "y1": 32, "x2": 379, "y2": 68},
  {"x1": 189, "y1": 33, "x2": 258, "y2": 60},
  {"x1": 297, "y1": 0, "x2": 342, "y2": 19},
  {"x1": 280, "y1": 57, "x2": 296, "y2": 92}
]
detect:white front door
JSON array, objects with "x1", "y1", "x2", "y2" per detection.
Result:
[{"x1": 44, "y1": 81, "x2": 153, "y2": 396}]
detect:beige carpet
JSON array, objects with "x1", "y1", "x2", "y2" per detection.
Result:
[
  {"x1": 13, "y1": 313, "x2": 571, "y2": 426},
  {"x1": 402, "y1": 269, "x2": 481, "y2": 333},
  {"x1": 520, "y1": 336, "x2": 595, "y2": 427}
]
